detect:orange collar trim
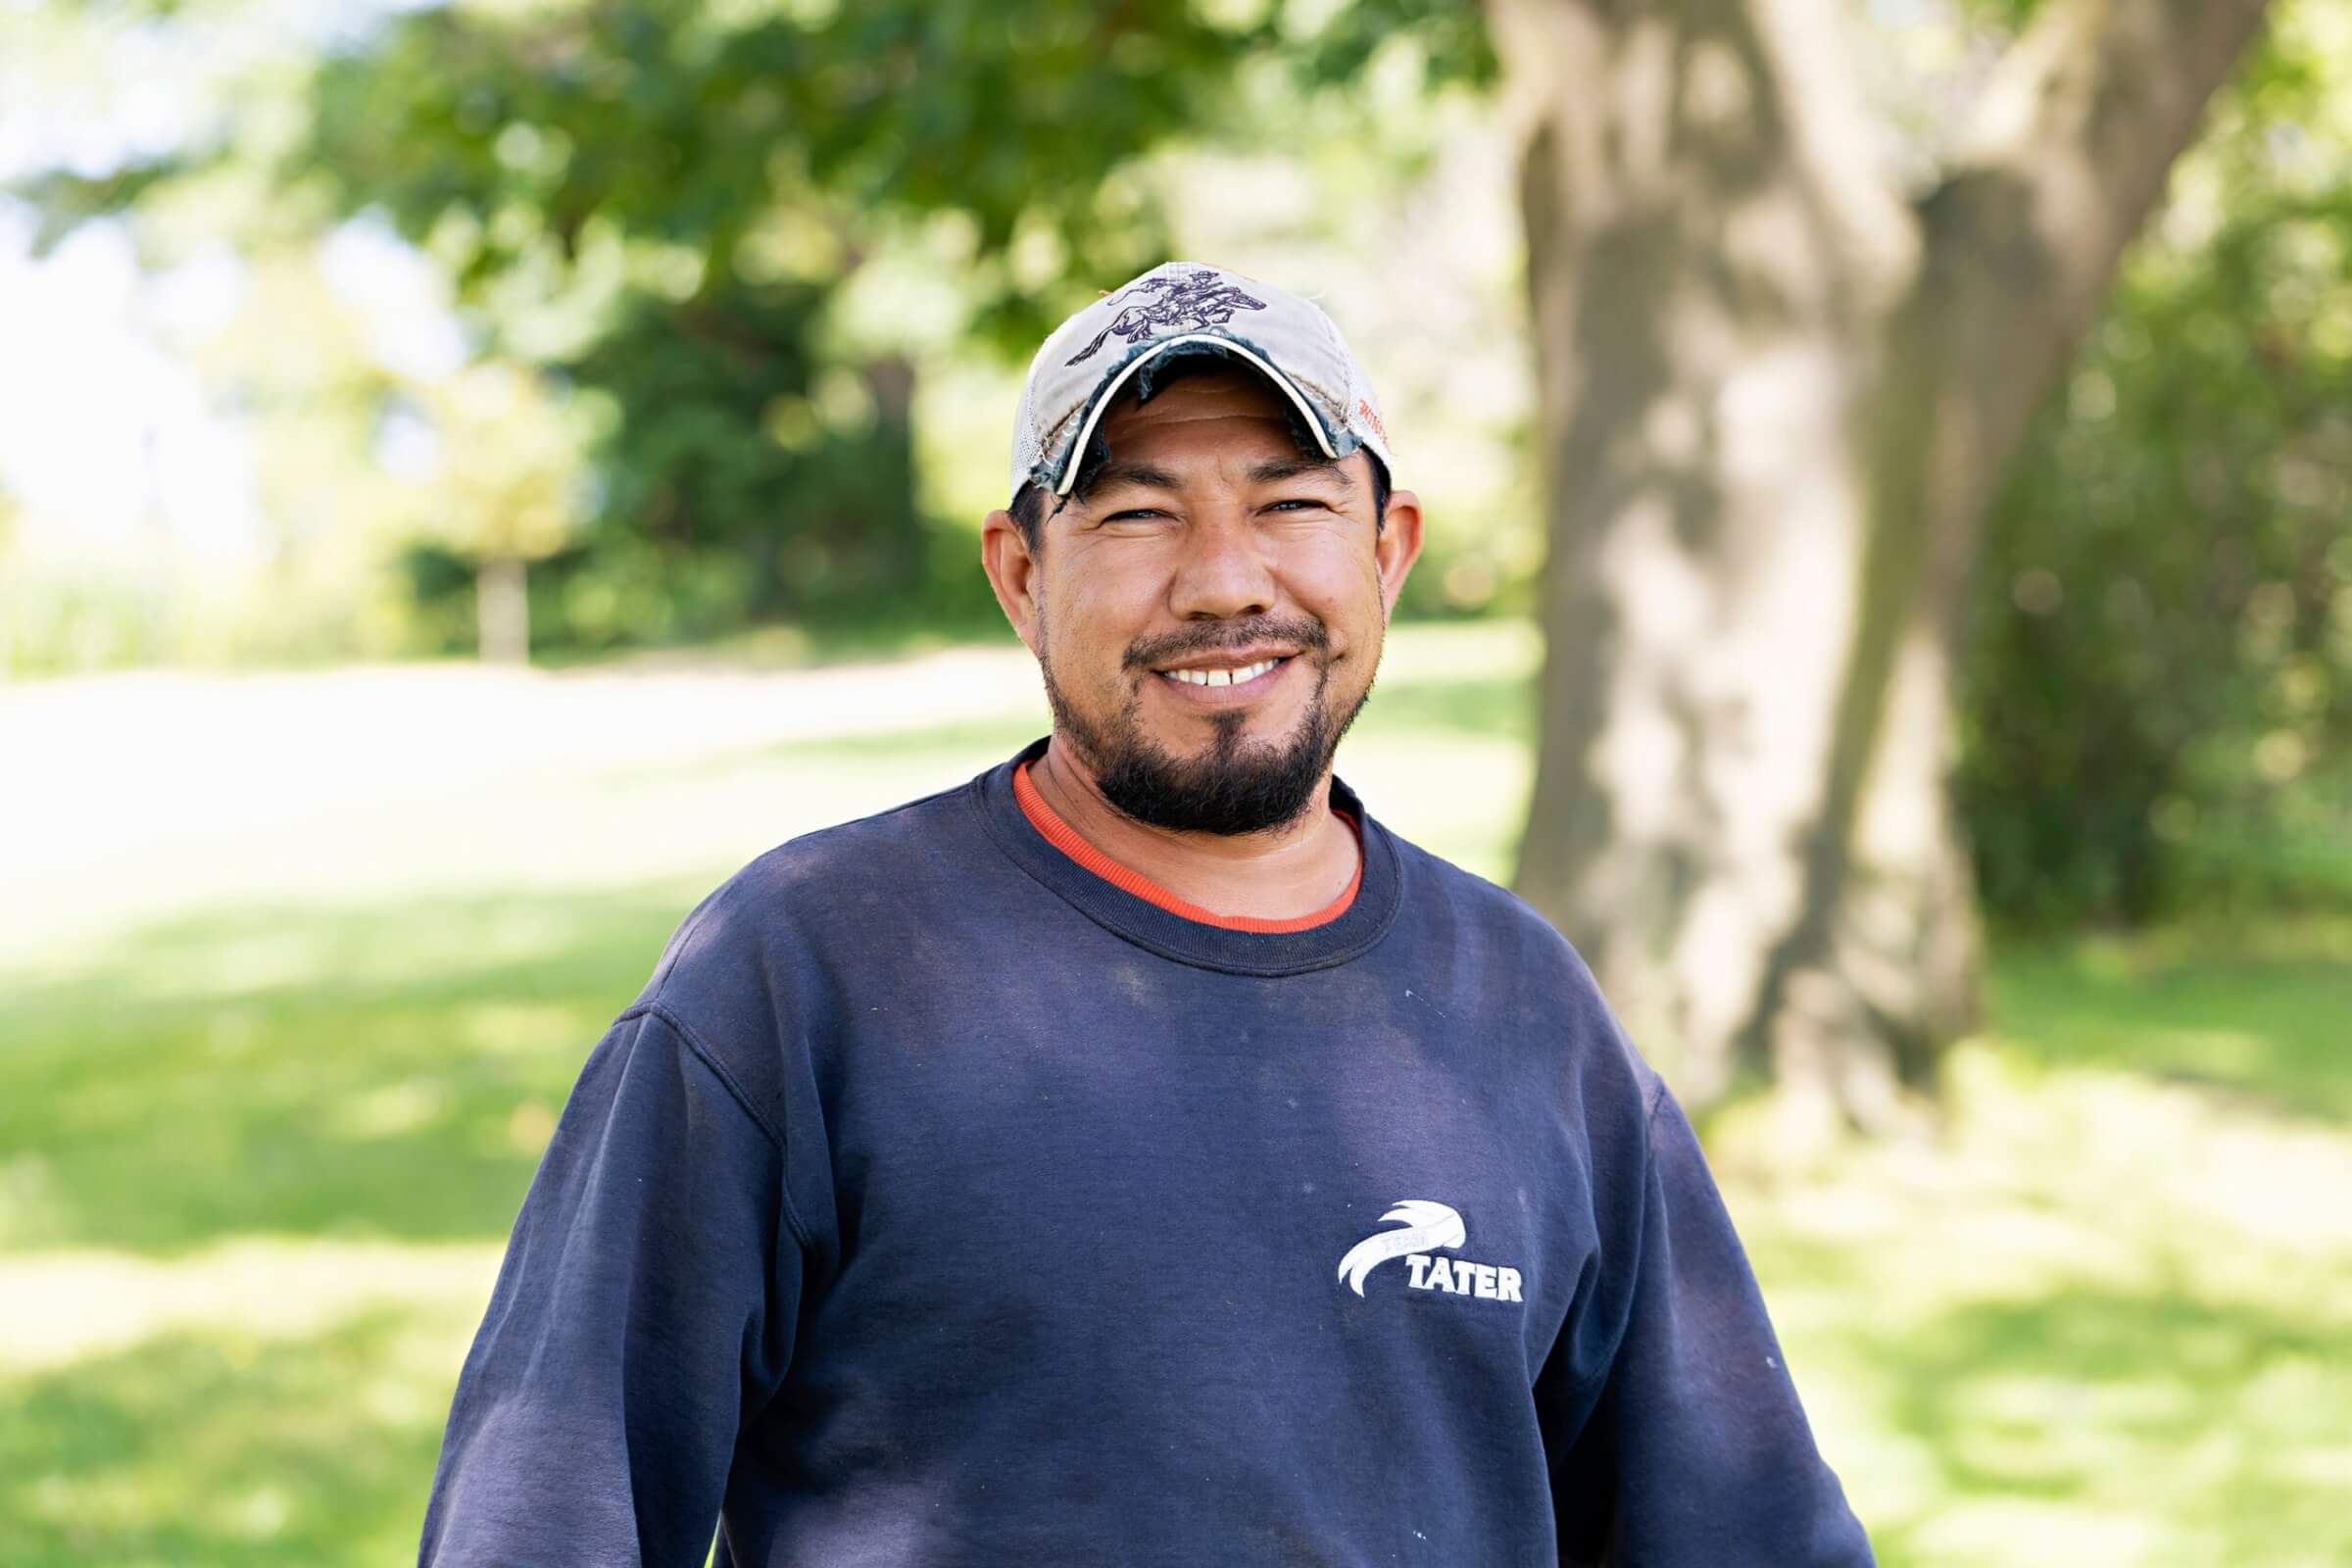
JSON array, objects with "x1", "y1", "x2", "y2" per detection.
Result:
[{"x1": 1012, "y1": 759, "x2": 1361, "y2": 934}]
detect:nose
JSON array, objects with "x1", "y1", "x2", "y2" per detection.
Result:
[{"x1": 1168, "y1": 506, "x2": 1277, "y2": 621}]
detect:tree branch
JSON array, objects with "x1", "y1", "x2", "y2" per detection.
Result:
[
  {"x1": 1931, "y1": 0, "x2": 2273, "y2": 354},
  {"x1": 1879, "y1": 0, "x2": 2274, "y2": 628},
  {"x1": 1745, "y1": 0, "x2": 1920, "y2": 299}
]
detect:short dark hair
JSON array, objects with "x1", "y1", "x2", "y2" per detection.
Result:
[{"x1": 1007, "y1": 353, "x2": 1390, "y2": 553}]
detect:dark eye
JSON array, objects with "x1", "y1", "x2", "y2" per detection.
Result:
[
  {"x1": 1266, "y1": 498, "x2": 1331, "y2": 514},
  {"x1": 1103, "y1": 507, "x2": 1167, "y2": 521}
]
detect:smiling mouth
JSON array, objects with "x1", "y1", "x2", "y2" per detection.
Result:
[{"x1": 1156, "y1": 656, "x2": 1290, "y2": 689}]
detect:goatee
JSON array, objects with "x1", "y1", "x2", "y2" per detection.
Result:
[{"x1": 1039, "y1": 614, "x2": 1372, "y2": 836}]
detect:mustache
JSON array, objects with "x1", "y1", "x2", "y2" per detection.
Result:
[{"x1": 1120, "y1": 614, "x2": 1330, "y2": 672}]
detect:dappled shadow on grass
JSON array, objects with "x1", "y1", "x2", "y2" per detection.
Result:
[
  {"x1": 1987, "y1": 918, "x2": 2352, "y2": 1124},
  {"x1": 1727, "y1": 989, "x2": 2352, "y2": 1567},
  {"x1": 0, "y1": 881, "x2": 710, "y2": 1253},
  {"x1": 0, "y1": 1310, "x2": 458, "y2": 1568},
  {"x1": 1862, "y1": 1281, "x2": 2352, "y2": 1565}
]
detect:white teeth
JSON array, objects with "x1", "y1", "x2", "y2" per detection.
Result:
[{"x1": 1164, "y1": 658, "x2": 1281, "y2": 688}]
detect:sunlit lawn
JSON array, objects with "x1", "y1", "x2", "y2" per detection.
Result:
[{"x1": 3, "y1": 621, "x2": 2347, "y2": 1566}]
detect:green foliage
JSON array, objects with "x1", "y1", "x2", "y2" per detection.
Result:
[
  {"x1": 287, "y1": 0, "x2": 1256, "y2": 342},
  {"x1": 8, "y1": 0, "x2": 1498, "y2": 661},
  {"x1": 268, "y1": 0, "x2": 1485, "y2": 647},
  {"x1": 1278, "y1": 0, "x2": 1494, "y2": 94},
  {"x1": 1960, "y1": 17, "x2": 2352, "y2": 927},
  {"x1": 560, "y1": 280, "x2": 922, "y2": 640}
]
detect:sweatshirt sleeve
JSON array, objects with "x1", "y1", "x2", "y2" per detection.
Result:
[
  {"x1": 1544, "y1": 1079, "x2": 1874, "y2": 1566},
  {"x1": 418, "y1": 1004, "x2": 802, "y2": 1567}
]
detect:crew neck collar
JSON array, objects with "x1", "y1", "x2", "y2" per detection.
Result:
[{"x1": 969, "y1": 736, "x2": 1404, "y2": 977}]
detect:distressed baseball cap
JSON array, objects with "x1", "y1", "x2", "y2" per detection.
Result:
[{"x1": 1009, "y1": 261, "x2": 1396, "y2": 498}]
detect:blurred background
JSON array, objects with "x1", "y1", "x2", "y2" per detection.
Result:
[{"x1": 1, "y1": 0, "x2": 2347, "y2": 1563}]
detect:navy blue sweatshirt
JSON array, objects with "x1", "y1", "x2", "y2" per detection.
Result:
[{"x1": 418, "y1": 739, "x2": 1873, "y2": 1566}]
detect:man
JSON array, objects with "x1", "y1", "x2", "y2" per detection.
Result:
[{"x1": 418, "y1": 262, "x2": 1874, "y2": 1566}]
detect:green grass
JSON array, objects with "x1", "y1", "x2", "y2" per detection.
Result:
[
  {"x1": 0, "y1": 885, "x2": 700, "y2": 1253},
  {"x1": 3, "y1": 629, "x2": 2346, "y2": 1565},
  {"x1": 2, "y1": 1313, "x2": 466, "y2": 1567},
  {"x1": 1723, "y1": 1021, "x2": 2352, "y2": 1566},
  {"x1": 1987, "y1": 917, "x2": 2352, "y2": 1122}
]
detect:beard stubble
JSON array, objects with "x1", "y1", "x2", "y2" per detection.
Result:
[{"x1": 1038, "y1": 612, "x2": 1374, "y2": 836}]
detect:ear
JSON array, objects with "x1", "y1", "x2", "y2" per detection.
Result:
[
  {"x1": 981, "y1": 508, "x2": 1044, "y2": 655},
  {"x1": 1372, "y1": 488, "x2": 1425, "y2": 619}
]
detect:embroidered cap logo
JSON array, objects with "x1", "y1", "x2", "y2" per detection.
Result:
[{"x1": 1064, "y1": 269, "x2": 1270, "y2": 367}]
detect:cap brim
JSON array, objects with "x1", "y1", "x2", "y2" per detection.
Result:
[{"x1": 1047, "y1": 333, "x2": 1340, "y2": 497}]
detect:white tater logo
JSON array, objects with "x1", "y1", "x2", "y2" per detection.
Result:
[{"x1": 1336, "y1": 1200, "x2": 1524, "y2": 1303}]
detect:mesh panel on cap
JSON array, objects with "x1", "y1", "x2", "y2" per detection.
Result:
[{"x1": 1010, "y1": 369, "x2": 1046, "y2": 494}]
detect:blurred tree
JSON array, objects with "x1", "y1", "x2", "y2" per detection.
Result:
[
  {"x1": 270, "y1": 0, "x2": 1266, "y2": 642},
  {"x1": 20, "y1": 0, "x2": 1260, "y2": 644},
  {"x1": 396, "y1": 359, "x2": 589, "y2": 663},
  {"x1": 1488, "y1": 0, "x2": 2273, "y2": 1122},
  {"x1": 1962, "y1": 13, "x2": 2352, "y2": 926}
]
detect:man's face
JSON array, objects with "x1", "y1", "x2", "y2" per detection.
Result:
[{"x1": 983, "y1": 365, "x2": 1423, "y2": 834}]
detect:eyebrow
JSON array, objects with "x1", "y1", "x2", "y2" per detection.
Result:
[
  {"x1": 1079, "y1": 461, "x2": 1183, "y2": 500},
  {"x1": 1247, "y1": 455, "x2": 1353, "y2": 488}
]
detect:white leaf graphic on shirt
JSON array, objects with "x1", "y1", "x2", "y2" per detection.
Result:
[{"x1": 1336, "y1": 1200, "x2": 1466, "y2": 1297}]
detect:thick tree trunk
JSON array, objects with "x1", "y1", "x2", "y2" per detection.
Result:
[{"x1": 1489, "y1": 0, "x2": 2270, "y2": 1123}]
